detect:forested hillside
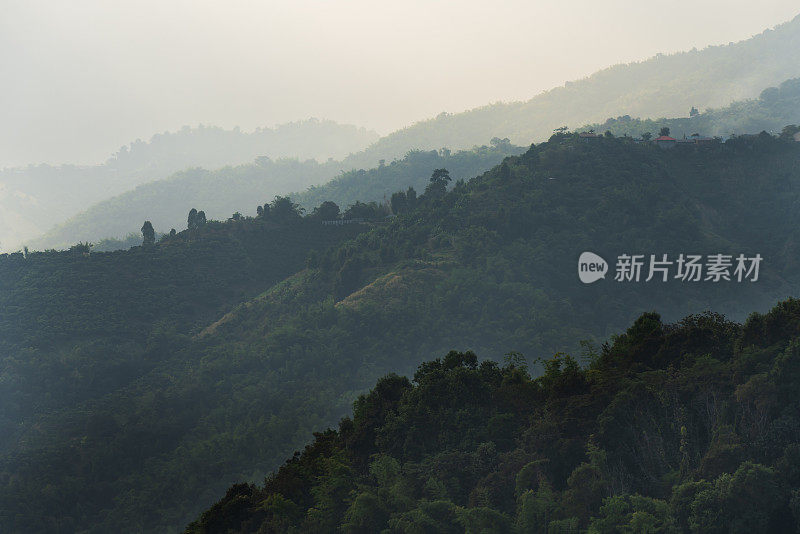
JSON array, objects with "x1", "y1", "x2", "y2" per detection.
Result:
[
  {"x1": 585, "y1": 78, "x2": 800, "y2": 139},
  {"x1": 293, "y1": 140, "x2": 522, "y2": 213},
  {"x1": 3, "y1": 133, "x2": 800, "y2": 532},
  {"x1": 187, "y1": 299, "x2": 800, "y2": 533},
  {"x1": 0, "y1": 120, "x2": 377, "y2": 253},
  {"x1": 29, "y1": 142, "x2": 521, "y2": 251},
  {"x1": 349, "y1": 14, "x2": 800, "y2": 164}
]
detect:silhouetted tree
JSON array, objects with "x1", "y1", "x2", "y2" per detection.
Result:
[
  {"x1": 780, "y1": 124, "x2": 800, "y2": 141},
  {"x1": 659, "y1": 127, "x2": 671, "y2": 137},
  {"x1": 187, "y1": 208, "x2": 198, "y2": 230},
  {"x1": 406, "y1": 186, "x2": 417, "y2": 210},
  {"x1": 196, "y1": 211, "x2": 207, "y2": 226},
  {"x1": 390, "y1": 191, "x2": 407, "y2": 215},
  {"x1": 344, "y1": 201, "x2": 386, "y2": 220},
  {"x1": 312, "y1": 201, "x2": 340, "y2": 220},
  {"x1": 141, "y1": 221, "x2": 155, "y2": 247},
  {"x1": 270, "y1": 196, "x2": 303, "y2": 221},
  {"x1": 425, "y1": 168, "x2": 451, "y2": 198}
]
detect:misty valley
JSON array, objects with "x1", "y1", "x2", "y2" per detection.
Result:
[{"x1": 3, "y1": 5, "x2": 800, "y2": 534}]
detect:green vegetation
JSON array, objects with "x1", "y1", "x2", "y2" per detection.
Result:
[
  {"x1": 1, "y1": 119, "x2": 378, "y2": 253},
  {"x1": 187, "y1": 299, "x2": 800, "y2": 533},
  {"x1": 585, "y1": 78, "x2": 800, "y2": 139},
  {"x1": 293, "y1": 140, "x2": 522, "y2": 213},
  {"x1": 3, "y1": 133, "x2": 800, "y2": 532},
  {"x1": 0, "y1": 201, "x2": 366, "y2": 463},
  {"x1": 29, "y1": 142, "x2": 521, "y2": 251}
]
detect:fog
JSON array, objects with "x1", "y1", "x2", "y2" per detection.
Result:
[{"x1": 1, "y1": 0, "x2": 798, "y2": 168}]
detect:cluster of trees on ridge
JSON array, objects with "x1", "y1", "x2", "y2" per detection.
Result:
[
  {"x1": 0, "y1": 120, "x2": 379, "y2": 253},
  {"x1": 4, "y1": 131, "x2": 800, "y2": 532},
  {"x1": 26, "y1": 142, "x2": 521, "y2": 252},
  {"x1": 583, "y1": 78, "x2": 800, "y2": 141}
]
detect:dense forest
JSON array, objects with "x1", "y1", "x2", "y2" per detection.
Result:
[
  {"x1": 187, "y1": 298, "x2": 800, "y2": 533},
  {"x1": 29, "y1": 142, "x2": 521, "y2": 252},
  {"x1": 3, "y1": 133, "x2": 800, "y2": 532},
  {"x1": 584, "y1": 78, "x2": 800, "y2": 139},
  {"x1": 0, "y1": 119, "x2": 378, "y2": 253}
]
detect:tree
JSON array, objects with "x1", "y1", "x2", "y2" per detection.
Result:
[
  {"x1": 425, "y1": 168, "x2": 451, "y2": 198},
  {"x1": 659, "y1": 127, "x2": 671, "y2": 137},
  {"x1": 490, "y1": 137, "x2": 511, "y2": 148},
  {"x1": 780, "y1": 125, "x2": 800, "y2": 141},
  {"x1": 141, "y1": 221, "x2": 155, "y2": 247},
  {"x1": 642, "y1": 132, "x2": 652, "y2": 142},
  {"x1": 271, "y1": 196, "x2": 303, "y2": 221},
  {"x1": 344, "y1": 201, "x2": 385, "y2": 221},
  {"x1": 406, "y1": 187, "x2": 417, "y2": 210},
  {"x1": 187, "y1": 208, "x2": 198, "y2": 230},
  {"x1": 689, "y1": 462, "x2": 785, "y2": 533},
  {"x1": 256, "y1": 205, "x2": 264, "y2": 217},
  {"x1": 70, "y1": 242, "x2": 92, "y2": 254},
  {"x1": 390, "y1": 191, "x2": 407, "y2": 215},
  {"x1": 690, "y1": 106, "x2": 700, "y2": 117},
  {"x1": 196, "y1": 211, "x2": 207, "y2": 226},
  {"x1": 313, "y1": 201, "x2": 340, "y2": 220}
]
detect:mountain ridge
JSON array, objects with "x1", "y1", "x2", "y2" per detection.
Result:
[{"x1": 4, "y1": 130, "x2": 800, "y2": 532}]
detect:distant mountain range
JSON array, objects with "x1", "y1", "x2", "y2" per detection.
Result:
[
  {"x1": 349, "y1": 14, "x2": 800, "y2": 163},
  {"x1": 0, "y1": 120, "x2": 378, "y2": 252},
  {"x1": 17, "y1": 14, "x2": 800, "y2": 253},
  {"x1": 24, "y1": 142, "x2": 522, "y2": 251}
]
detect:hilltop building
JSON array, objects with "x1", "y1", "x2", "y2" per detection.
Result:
[{"x1": 654, "y1": 135, "x2": 677, "y2": 149}]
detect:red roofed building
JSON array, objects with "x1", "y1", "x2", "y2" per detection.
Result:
[{"x1": 654, "y1": 135, "x2": 677, "y2": 149}]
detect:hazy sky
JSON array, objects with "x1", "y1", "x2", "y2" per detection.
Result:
[{"x1": 1, "y1": 0, "x2": 799, "y2": 167}]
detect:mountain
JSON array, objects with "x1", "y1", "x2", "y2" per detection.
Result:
[
  {"x1": 3, "y1": 133, "x2": 800, "y2": 532},
  {"x1": 0, "y1": 119, "x2": 378, "y2": 252},
  {"x1": 18, "y1": 14, "x2": 800, "y2": 253},
  {"x1": 584, "y1": 77, "x2": 800, "y2": 139},
  {"x1": 26, "y1": 142, "x2": 522, "y2": 251},
  {"x1": 347, "y1": 14, "x2": 800, "y2": 165},
  {"x1": 186, "y1": 299, "x2": 800, "y2": 533}
]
